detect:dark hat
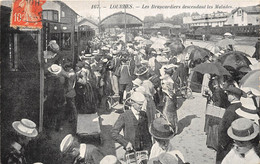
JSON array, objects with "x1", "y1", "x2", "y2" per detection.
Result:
[
  {"x1": 227, "y1": 118, "x2": 259, "y2": 141},
  {"x1": 135, "y1": 66, "x2": 148, "y2": 76},
  {"x1": 224, "y1": 86, "x2": 243, "y2": 97},
  {"x1": 149, "y1": 118, "x2": 175, "y2": 140}
]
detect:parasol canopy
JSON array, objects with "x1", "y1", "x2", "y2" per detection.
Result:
[
  {"x1": 134, "y1": 36, "x2": 145, "y2": 42},
  {"x1": 239, "y1": 69, "x2": 260, "y2": 96},
  {"x1": 192, "y1": 62, "x2": 231, "y2": 76},
  {"x1": 216, "y1": 51, "x2": 251, "y2": 71},
  {"x1": 169, "y1": 42, "x2": 185, "y2": 55},
  {"x1": 205, "y1": 43, "x2": 221, "y2": 54},
  {"x1": 189, "y1": 48, "x2": 210, "y2": 61},
  {"x1": 217, "y1": 38, "x2": 237, "y2": 49}
]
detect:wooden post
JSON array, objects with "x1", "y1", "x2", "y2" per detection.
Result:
[
  {"x1": 38, "y1": 29, "x2": 44, "y2": 132},
  {"x1": 14, "y1": 33, "x2": 18, "y2": 71}
]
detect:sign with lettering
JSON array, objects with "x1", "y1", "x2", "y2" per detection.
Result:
[{"x1": 10, "y1": 0, "x2": 46, "y2": 29}]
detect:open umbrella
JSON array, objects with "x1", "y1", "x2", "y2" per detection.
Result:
[
  {"x1": 193, "y1": 62, "x2": 231, "y2": 76},
  {"x1": 234, "y1": 45, "x2": 255, "y2": 57},
  {"x1": 216, "y1": 51, "x2": 251, "y2": 70},
  {"x1": 169, "y1": 42, "x2": 185, "y2": 55},
  {"x1": 205, "y1": 43, "x2": 221, "y2": 54},
  {"x1": 217, "y1": 38, "x2": 237, "y2": 49},
  {"x1": 239, "y1": 69, "x2": 260, "y2": 96},
  {"x1": 189, "y1": 48, "x2": 211, "y2": 61}
]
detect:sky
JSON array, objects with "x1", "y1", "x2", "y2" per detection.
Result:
[{"x1": 61, "y1": 0, "x2": 259, "y2": 20}]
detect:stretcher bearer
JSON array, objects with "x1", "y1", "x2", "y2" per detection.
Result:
[{"x1": 60, "y1": 134, "x2": 104, "y2": 164}]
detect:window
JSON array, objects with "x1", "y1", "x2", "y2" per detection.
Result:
[
  {"x1": 61, "y1": 11, "x2": 65, "y2": 17},
  {"x1": 61, "y1": 33, "x2": 71, "y2": 50},
  {"x1": 42, "y1": 10, "x2": 58, "y2": 22},
  {"x1": 237, "y1": 9, "x2": 242, "y2": 16}
]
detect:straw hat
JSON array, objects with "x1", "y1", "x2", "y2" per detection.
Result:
[
  {"x1": 224, "y1": 32, "x2": 232, "y2": 36},
  {"x1": 60, "y1": 134, "x2": 74, "y2": 153},
  {"x1": 227, "y1": 118, "x2": 259, "y2": 141},
  {"x1": 100, "y1": 155, "x2": 120, "y2": 164},
  {"x1": 130, "y1": 92, "x2": 145, "y2": 105},
  {"x1": 149, "y1": 117, "x2": 175, "y2": 140},
  {"x1": 48, "y1": 64, "x2": 62, "y2": 75},
  {"x1": 12, "y1": 119, "x2": 38, "y2": 137},
  {"x1": 235, "y1": 97, "x2": 259, "y2": 122},
  {"x1": 132, "y1": 78, "x2": 143, "y2": 87},
  {"x1": 135, "y1": 66, "x2": 148, "y2": 76}
]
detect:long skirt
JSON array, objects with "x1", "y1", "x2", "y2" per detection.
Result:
[
  {"x1": 205, "y1": 115, "x2": 221, "y2": 151},
  {"x1": 145, "y1": 95, "x2": 157, "y2": 126},
  {"x1": 162, "y1": 95, "x2": 178, "y2": 133}
]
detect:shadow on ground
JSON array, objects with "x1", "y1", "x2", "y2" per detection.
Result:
[{"x1": 177, "y1": 115, "x2": 199, "y2": 134}]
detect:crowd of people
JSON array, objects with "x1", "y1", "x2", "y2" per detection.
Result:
[{"x1": 3, "y1": 31, "x2": 260, "y2": 164}]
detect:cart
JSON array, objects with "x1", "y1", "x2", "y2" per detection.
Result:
[{"x1": 76, "y1": 113, "x2": 102, "y2": 144}]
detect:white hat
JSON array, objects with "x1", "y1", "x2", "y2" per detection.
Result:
[
  {"x1": 132, "y1": 78, "x2": 143, "y2": 86},
  {"x1": 12, "y1": 119, "x2": 38, "y2": 137},
  {"x1": 100, "y1": 155, "x2": 119, "y2": 164},
  {"x1": 60, "y1": 134, "x2": 74, "y2": 153},
  {"x1": 131, "y1": 92, "x2": 145, "y2": 104},
  {"x1": 48, "y1": 64, "x2": 62, "y2": 75},
  {"x1": 224, "y1": 32, "x2": 232, "y2": 36},
  {"x1": 235, "y1": 97, "x2": 259, "y2": 123}
]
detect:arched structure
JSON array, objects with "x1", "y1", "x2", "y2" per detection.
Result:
[{"x1": 100, "y1": 11, "x2": 143, "y2": 28}]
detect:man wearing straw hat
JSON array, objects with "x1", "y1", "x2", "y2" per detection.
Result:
[
  {"x1": 111, "y1": 92, "x2": 152, "y2": 153},
  {"x1": 221, "y1": 118, "x2": 259, "y2": 164},
  {"x1": 4, "y1": 119, "x2": 38, "y2": 164}
]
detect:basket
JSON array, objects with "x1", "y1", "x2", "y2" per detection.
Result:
[{"x1": 125, "y1": 150, "x2": 149, "y2": 164}]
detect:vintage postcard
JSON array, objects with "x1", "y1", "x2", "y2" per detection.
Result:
[{"x1": 1, "y1": 0, "x2": 259, "y2": 164}]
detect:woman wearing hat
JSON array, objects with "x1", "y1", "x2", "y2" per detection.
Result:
[
  {"x1": 4, "y1": 119, "x2": 38, "y2": 164},
  {"x1": 136, "y1": 66, "x2": 157, "y2": 126},
  {"x1": 221, "y1": 118, "x2": 259, "y2": 164}
]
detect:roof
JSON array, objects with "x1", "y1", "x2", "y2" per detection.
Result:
[
  {"x1": 151, "y1": 23, "x2": 174, "y2": 29},
  {"x1": 100, "y1": 12, "x2": 143, "y2": 28},
  {"x1": 78, "y1": 18, "x2": 98, "y2": 27},
  {"x1": 232, "y1": 5, "x2": 260, "y2": 14},
  {"x1": 54, "y1": 0, "x2": 78, "y2": 15}
]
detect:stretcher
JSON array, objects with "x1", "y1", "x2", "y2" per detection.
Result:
[{"x1": 76, "y1": 113, "x2": 102, "y2": 144}]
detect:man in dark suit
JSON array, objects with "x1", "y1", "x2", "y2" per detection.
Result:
[
  {"x1": 111, "y1": 92, "x2": 152, "y2": 152},
  {"x1": 216, "y1": 85, "x2": 244, "y2": 163}
]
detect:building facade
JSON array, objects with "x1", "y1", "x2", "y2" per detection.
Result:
[
  {"x1": 225, "y1": 5, "x2": 260, "y2": 26},
  {"x1": 183, "y1": 12, "x2": 229, "y2": 28}
]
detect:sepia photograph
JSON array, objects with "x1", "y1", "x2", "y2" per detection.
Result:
[{"x1": 0, "y1": 0, "x2": 259, "y2": 163}]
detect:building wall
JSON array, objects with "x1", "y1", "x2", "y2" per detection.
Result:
[
  {"x1": 232, "y1": 9, "x2": 248, "y2": 26},
  {"x1": 247, "y1": 14, "x2": 259, "y2": 25},
  {"x1": 42, "y1": 1, "x2": 61, "y2": 22},
  {"x1": 60, "y1": 4, "x2": 77, "y2": 25}
]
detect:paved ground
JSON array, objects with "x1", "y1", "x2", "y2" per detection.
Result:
[{"x1": 26, "y1": 36, "x2": 258, "y2": 164}]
